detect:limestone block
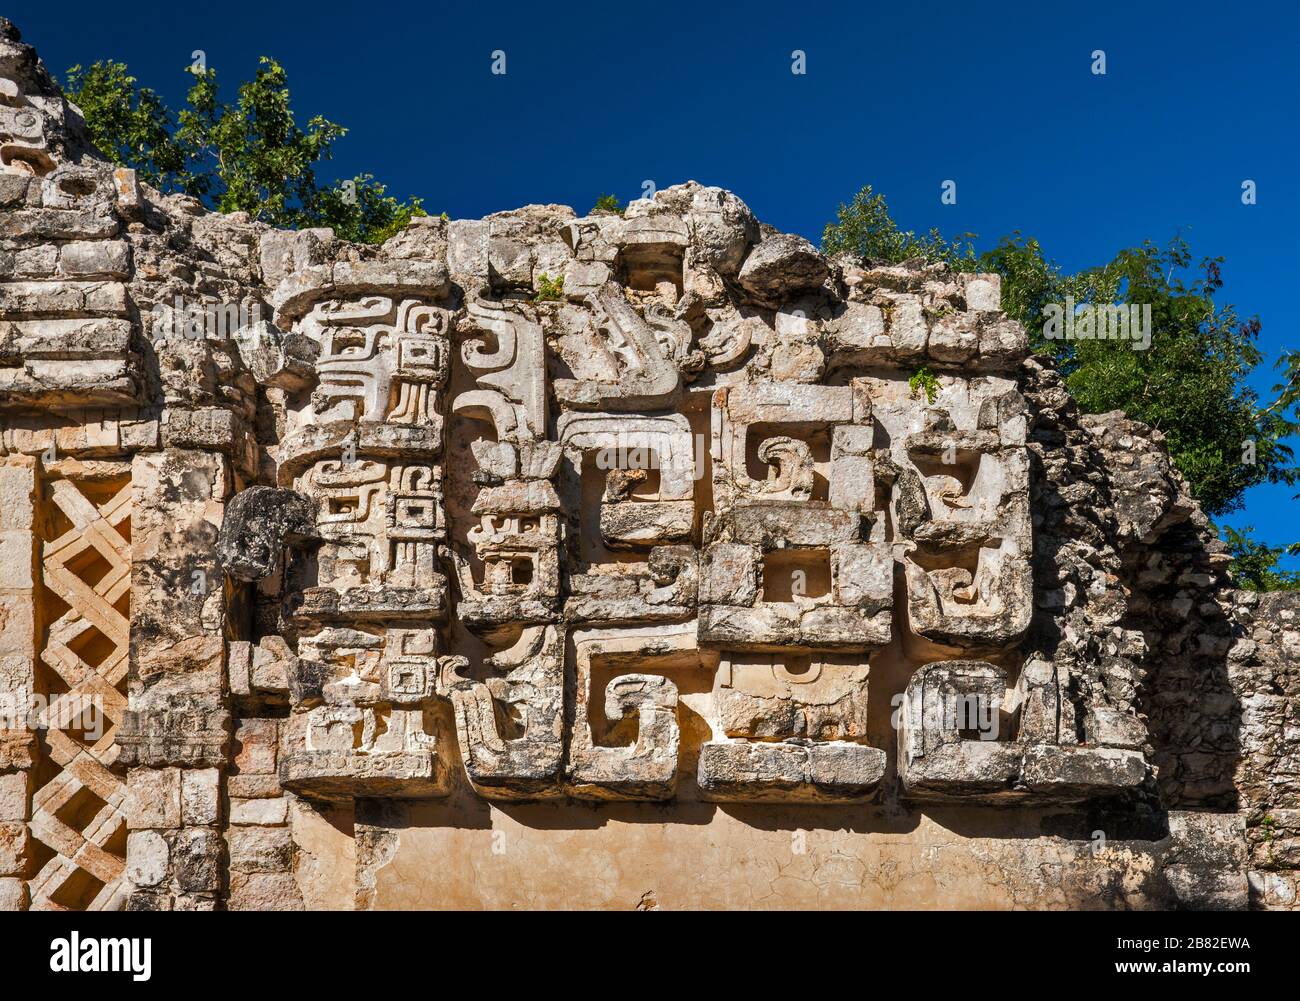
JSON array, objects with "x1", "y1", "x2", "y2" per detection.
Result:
[
  {"x1": 447, "y1": 218, "x2": 489, "y2": 287},
  {"x1": 181, "y1": 768, "x2": 220, "y2": 827},
  {"x1": 736, "y1": 233, "x2": 829, "y2": 304},
  {"x1": 227, "y1": 775, "x2": 284, "y2": 800},
  {"x1": 888, "y1": 295, "x2": 928, "y2": 356},
  {"x1": 0, "y1": 821, "x2": 30, "y2": 876},
  {"x1": 0, "y1": 316, "x2": 132, "y2": 358},
  {"x1": 978, "y1": 317, "x2": 1029, "y2": 368},
  {"x1": 125, "y1": 830, "x2": 169, "y2": 887},
  {"x1": 562, "y1": 259, "x2": 610, "y2": 299},
  {"x1": 270, "y1": 259, "x2": 450, "y2": 322},
  {"x1": 229, "y1": 796, "x2": 290, "y2": 826},
  {"x1": 234, "y1": 719, "x2": 279, "y2": 776},
  {"x1": 258, "y1": 226, "x2": 334, "y2": 288},
  {"x1": 927, "y1": 312, "x2": 978, "y2": 364},
  {"x1": 127, "y1": 767, "x2": 182, "y2": 830},
  {"x1": 0, "y1": 279, "x2": 128, "y2": 315},
  {"x1": 216, "y1": 486, "x2": 316, "y2": 582},
  {"x1": 112, "y1": 166, "x2": 143, "y2": 217},
  {"x1": 0, "y1": 771, "x2": 30, "y2": 821},
  {"x1": 0, "y1": 529, "x2": 32, "y2": 587},
  {"x1": 172, "y1": 827, "x2": 223, "y2": 893},
  {"x1": 14, "y1": 244, "x2": 54, "y2": 276},
  {"x1": 0, "y1": 172, "x2": 29, "y2": 207},
  {"x1": 0, "y1": 207, "x2": 118, "y2": 240},
  {"x1": 229, "y1": 871, "x2": 304, "y2": 911},
  {"x1": 228, "y1": 825, "x2": 293, "y2": 873},
  {"x1": 962, "y1": 273, "x2": 1001, "y2": 311},
  {"x1": 0, "y1": 876, "x2": 27, "y2": 911},
  {"x1": 58, "y1": 239, "x2": 130, "y2": 278},
  {"x1": 697, "y1": 740, "x2": 886, "y2": 802}
]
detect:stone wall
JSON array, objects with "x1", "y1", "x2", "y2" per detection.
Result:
[
  {"x1": 0, "y1": 17, "x2": 1294, "y2": 910},
  {"x1": 1231, "y1": 590, "x2": 1300, "y2": 908}
]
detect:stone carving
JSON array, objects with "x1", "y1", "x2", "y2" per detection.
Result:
[
  {"x1": 898, "y1": 660, "x2": 1146, "y2": 802},
  {"x1": 0, "y1": 72, "x2": 52, "y2": 176},
  {"x1": 2, "y1": 15, "x2": 1291, "y2": 909},
  {"x1": 455, "y1": 296, "x2": 547, "y2": 441},
  {"x1": 698, "y1": 650, "x2": 885, "y2": 802},
  {"x1": 701, "y1": 382, "x2": 891, "y2": 653},
  {"x1": 28, "y1": 473, "x2": 131, "y2": 910},
  {"x1": 279, "y1": 626, "x2": 446, "y2": 799},
  {"x1": 216, "y1": 486, "x2": 317, "y2": 582},
  {"x1": 449, "y1": 296, "x2": 563, "y2": 633},
  {"x1": 895, "y1": 400, "x2": 1032, "y2": 653},
  {"x1": 552, "y1": 283, "x2": 691, "y2": 411},
  {"x1": 567, "y1": 623, "x2": 709, "y2": 800},
  {"x1": 442, "y1": 624, "x2": 564, "y2": 798}
]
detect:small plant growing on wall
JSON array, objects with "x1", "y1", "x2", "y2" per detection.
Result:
[
  {"x1": 533, "y1": 273, "x2": 565, "y2": 301},
  {"x1": 1261, "y1": 814, "x2": 1277, "y2": 862},
  {"x1": 909, "y1": 366, "x2": 939, "y2": 404}
]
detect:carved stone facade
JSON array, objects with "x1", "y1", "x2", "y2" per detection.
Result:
[{"x1": 0, "y1": 18, "x2": 1295, "y2": 910}]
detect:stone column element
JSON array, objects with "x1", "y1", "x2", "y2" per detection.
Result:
[
  {"x1": 118, "y1": 449, "x2": 231, "y2": 909},
  {"x1": 0, "y1": 455, "x2": 37, "y2": 910}
]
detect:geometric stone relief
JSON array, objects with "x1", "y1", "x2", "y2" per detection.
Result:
[
  {"x1": 30, "y1": 471, "x2": 131, "y2": 910},
  {"x1": 225, "y1": 198, "x2": 1147, "y2": 812},
  {"x1": 5, "y1": 14, "x2": 1295, "y2": 915}
]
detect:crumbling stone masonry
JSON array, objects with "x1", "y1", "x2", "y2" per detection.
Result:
[{"x1": 0, "y1": 18, "x2": 1295, "y2": 910}]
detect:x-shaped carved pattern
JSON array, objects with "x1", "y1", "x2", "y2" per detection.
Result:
[{"x1": 29, "y1": 479, "x2": 130, "y2": 911}]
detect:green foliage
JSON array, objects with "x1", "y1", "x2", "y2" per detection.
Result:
[
  {"x1": 172, "y1": 57, "x2": 347, "y2": 226},
  {"x1": 976, "y1": 234, "x2": 1062, "y2": 338},
  {"x1": 1260, "y1": 814, "x2": 1278, "y2": 861},
  {"x1": 821, "y1": 185, "x2": 977, "y2": 270},
  {"x1": 64, "y1": 58, "x2": 424, "y2": 244},
  {"x1": 64, "y1": 62, "x2": 198, "y2": 195},
  {"x1": 992, "y1": 237, "x2": 1300, "y2": 518},
  {"x1": 822, "y1": 186, "x2": 1300, "y2": 534},
  {"x1": 533, "y1": 273, "x2": 565, "y2": 302},
  {"x1": 591, "y1": 193, "x2": 624, "y2": 215},
  {"x1": 908, "y1": 366, "x2": 939, "y2": 405},
  {"x1": 313, "y1": 175, "x2": 426, "y2": 245},
  {"x1": 1223, "y1": 527, "x2": 1300, "y2": 591}
]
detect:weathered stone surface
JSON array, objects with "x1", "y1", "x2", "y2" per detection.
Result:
[
  {"x1": 216, "y1": 485, "x2": 317, "y2": 581},
  {"x1": 736, "y1": 233, "x2": 829, "y2": 304},
  {"x1": 0, "y1": 17, "x2": 1294, "y2": 912},
  {"x1": 123, "y1": 831, "x2": 168, "y2": 889},
  {"x1": 127, "y1": 767, "x2": 182, "y2": 830}
]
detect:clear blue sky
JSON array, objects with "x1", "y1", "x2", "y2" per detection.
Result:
[{"x1": 14, "y1": 0, "x2": 1299, "y2": 564}]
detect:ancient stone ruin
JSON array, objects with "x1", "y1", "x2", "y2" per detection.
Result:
[{"x1": 0, "y1": 19, "x2": 1295, "y2": 910}]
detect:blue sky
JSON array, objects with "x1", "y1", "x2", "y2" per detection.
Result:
[{"x1": 15, "y1": 0, "x2": 1299, "y2": 563}]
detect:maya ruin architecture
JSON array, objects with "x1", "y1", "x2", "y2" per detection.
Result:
[{"x1": 0, "y1": 17, "x2": 1296, "y2": 912}]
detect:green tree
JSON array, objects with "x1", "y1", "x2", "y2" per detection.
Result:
[
  {"x1": 991, "y1": 236, "x2": 1300, "y2": 518},
  {"x1": 822, "y1": 185, "x2": 1300, "y2": 522},
  {"x1": 821, "y1": 185, "x2": 978, "y2": 270},
  {"x1": 1223, "y1": 527, "x2": 1300, "y2": 591},
  {"x1": 64, "y1": 58, "x2": 424, "y2": 244},
  {"x1": 312, "y1": 173, "x2": 428, "y2": 245},
  {"x1": 591, "y1": 193, "x2": 624, "y2": 215},
  {"x1": 64, "y1": 62, "x2": 197, "y2": 195}
]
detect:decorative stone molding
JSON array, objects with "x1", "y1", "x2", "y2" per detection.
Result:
[{"x1": 0, "y1": 15, "x2": 1293, "y2": 910}]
